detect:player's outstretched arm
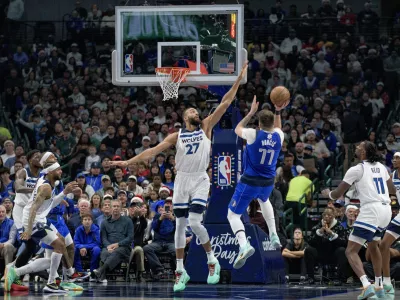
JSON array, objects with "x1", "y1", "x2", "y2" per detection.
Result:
[
  {"x1": 110, "y1": 133, "x2": 179, "y2": 168},
  {"x1": 322, "y1": 181, "x2": 351, "y2": 201},
  {"x1": 23, "y1": 184, "x2": 52, "y2": 238},
  {"x1": 203, "y1": 62, "x2": 248, "y2": 132},
  {"x1": 235, "y1": 96, "x2": 258, "y2": 138},
  {"x1": 273, "y1": 102, "x2": 289, "y2": 129}
]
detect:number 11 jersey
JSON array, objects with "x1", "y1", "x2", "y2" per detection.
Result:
[
  {"x1": 175, "y1": 126, "x2": 211, "y2": 173},
  {"x1": 241, "y1": 128, "x2": 284, "y2": 184}
]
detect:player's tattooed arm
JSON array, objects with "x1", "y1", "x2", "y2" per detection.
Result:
[
  {"x1": 111, "y1": 133, "x2": 178, "y2": 167},
  {"x1": 14, "y1": 168, "x2": 33, "y2": 194},
  {"x1": 24, "y1": 184, "x2": 52, "y2": 237},
  {"x1": 235, "y1": 96, "x2": 258, "y2": 138},
  {"x1": 203, "y1": 62, "x2": 248, "y2": 132}
]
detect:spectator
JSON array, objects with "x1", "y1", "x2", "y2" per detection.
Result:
[
  {"x1": 303, "y1": 207, "x2": 350, "y2": 285},
  {"x1": 280, "y1": 29, "x2": 302, "y2": 55},
  {"x1": 386, "y1": 133, "x2": 400, "y2": 152},
  {"x1": 162, "y1": 168, "x2": 175, "y2": 191},
  {"x1": 13, "y1": 46, "x2": 28, "y2": 68},
  {"x1": 68, "y1": 198, "x2": 91, "y2": 236},
  {"x1": 127, "y1": 175, "x2": 144, "y2": 196},
  {"x1": 84, "y1": 145, "x2": 101, "y2": 172},
  {"x1": 276, "y1": 153, "x2": 305, "y2": 181},
  {"x1": 320, "y1": 122, "x2": 338, "y2": 153},
  {"x1": 0, "y1": 204, "x2": 16, "y2": 267},
  {"x1": 85, "y1": 162, "x2": 103, "y2": 192},
  {"x1": 341, "y1": 205, "x2": 358, "y2": 230},
  {"x1": 1, "y1": 140, "x2": 15, "y2": 166},
  {"x1": 393, "y1": 123, "x2": 400, "y2": 143},
  {"x1": 282, "y1": 228, "x2": 307, "y2": 283},
  {"x1": 73, "y1": 213, "x2": 101, "y2": 280},
  {"x1": 76, "y1": 173, "x2": 95, "y2": 199},
  {"x1": 135, "y1": 136, "x2": 151, "y2": 155},
  {"x1": 384, "y1": 51, "x2": 400, "y2": 75},
  {"x1": 96, "y1": 198, "x2": 112, "y2": 228},
  {"x1": 4, "y1": 145, "x2": 23, "y2": 169},
  {"x1": 0, "y1": 168, "x2": 14, "y2": 197},
  {"x1": 95, "y1": 200, "x2": 133, "y2": 283},
  {"x1": 143, "y1": 199, "x2": 175, "y2": 278},
  {"x1": 90, "y1": 193, "x2": 103, "y2": 219},
  {"x1": 129, "y1": 197, "x2": 148, "y2": 282},
  {"x1": 313, "y1": 51, "x2": 331, "y2": 75}
]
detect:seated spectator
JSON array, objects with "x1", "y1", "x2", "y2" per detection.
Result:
[
  {"x1": 1, "y1": 140, "x2": 15, "y2": 165},
  {"x1": 284, "y1": 170, "x2": 313, "y2": 227},
  {"x1": 73, "y1": 213, "x2": 101, "y2": 280},
  {"x1": 320, "y1": 122, "x2": 338, "y2": 153},
  {"x1": 2, "y1": 198, "x2": 13, "y2": 218},
  {"x1": 280, "y1": 29, "x2": 302, "y2": 56},
  {"x1": 341, "y1": 205, "x2": 358, "y2": 230},
  {"x1": 129, "y1": 197, "x2": 148, "y2": 282},
  {"x1": 282, "y1": 228, "x2": 307, "y2": 283},
  {"x1": 85, "y1": 162, "x2": 103, "y2": 192},
  {"x1": 303, "y1": 207, "x2": 350, "y2": 285},
  {"x1": 95, "y1": 200, "x2": 133, "y2": 283},
  {"x1": 96, "y1": 198, "x2": 112, "y2": 228},
  {"x1": 117, "y1": 190, "x2": 129, "y2": 216},
  {"x1": 84, "y1": 145, "x2": 101, "y2": 172},
  {"x1": 313, "y1": 52, "x2": 330, "y2": 76},
  {"x1": 76, "y1": 173, "x2": 95, "y2": 199},
  {"x1": 276, "y1": 153, "x2": 305, "y2": 181},
  {"x1": 68, "y1": 198, "x2": 91, "y2": 236},
  {"x1": 98, "y1": 175, "x2": 115, "y2": 197},
  {"x1": 90, "y1": 193, "x2": 103, "y2": 219},
  {"x1": 127, "y1": 175, "x2": 144, "y2": 196},
  {"x1": 0, "y1": 205, "x2": 16, "y2": 267},
  {"x1": 143, "y1": 199, "x2": 175, "y2": 278}
]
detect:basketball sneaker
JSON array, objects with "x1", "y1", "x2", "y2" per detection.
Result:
[
  {"x1": 11, "y1": 279, "x2": 29, "y2": 291},
  {"x1": 60, "y1": 282, "x2": 84, "y2": 291},
  {"x1": 207, "y1": 260, "x2": 220, "y2": 284},
  {"x1": 375, "y1": 287, "x2": 385, "y2": 299},
  {"x1": 4, "y1": 265, "x2": 17, "y2": 292},
  {"x1": 173, "y1": 270, "x2": 190, "y2": 292},
  {"x1": 384, "y1": 283, "x2": 395, "y2": 295},
  {"x1": 233, "y1": 242, "x2": 255, "y2": 269},
  {"x1": 357, "y1": 284, "x2": 375, "y2": 300},
  {"x1": 270, "y1": 233, "x2": 281, "y2": 249},
  {"x1": 43, "y1": 282, "x2": 68, "y2": 294}
]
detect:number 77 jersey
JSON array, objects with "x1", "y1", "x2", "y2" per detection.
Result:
[
  {"x1": 175, "y1": 126, "x2": 211, "y2": 173},
  {"x1": 242, "y1": 128, "x2": 284, "y2": 180}
]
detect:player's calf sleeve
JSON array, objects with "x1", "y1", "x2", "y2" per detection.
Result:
[
  {"x1": 257, "y1": 199, "x2": 277, "y2": 236},
  {"x1": 188, "y1": 212, "x2": 209, "y2": 245},
  {"x1": 175, "y1": 217, "x2": 187, "y2": 249},
  {"x1": 227, "y1": 209, "x2": 247, "y2": 248}
]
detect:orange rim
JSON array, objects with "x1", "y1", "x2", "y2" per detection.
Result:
[{"x1": 155, "y1": 67, "x2": 190, "y2": 83}]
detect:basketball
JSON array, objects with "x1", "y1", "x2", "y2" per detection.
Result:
[{"x1": 270, "y1": 86, "x2": 290, "y2": 108}]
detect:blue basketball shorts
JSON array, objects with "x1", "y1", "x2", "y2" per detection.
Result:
[
  {"x1": 228, "y1": 182, "x2": 274, "y2": 215},
  {"x1": 386, "y1": 214, "x2": 400, "y2": 240}
]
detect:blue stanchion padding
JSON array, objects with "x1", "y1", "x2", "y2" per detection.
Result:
[{"x1": 185, "y1": 224, "x2": 285, "y2": 284}]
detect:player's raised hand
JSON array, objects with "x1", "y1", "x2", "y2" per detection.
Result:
[
  {"x1": 238, "y1": 61, "x2": 248, "y2": 80},
  {"x1": 110, "y1": 160, "x2": 128, "y2": 168},
  {"x1": 64, "y1": 181, "x2": 79, "y2": 194},
  {"x1": 249, "y1": 95, "x2": 259, "y2": 116}
]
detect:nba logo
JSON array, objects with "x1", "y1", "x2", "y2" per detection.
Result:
[
  {"x1": 125, "y1": 54, "x2": 133, "y2": 73},
  {"x1": 218, "y1": 156, "x2": 231, "y2": 186}
]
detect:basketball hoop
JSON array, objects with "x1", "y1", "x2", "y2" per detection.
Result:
[{"x1": 155, "y1": 67, "x2": 190, "y2": 101}]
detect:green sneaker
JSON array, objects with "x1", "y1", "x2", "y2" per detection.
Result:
[
  {"x1": 207, "y1": 260, "x2": 220, "y2": 284},
  {"x1": 357, "y1": 284, "x2": 375, "y2": 300},
  {"x1": 173, "y1": 270, "x2": 190, "y2": 292},
  {"x1": 60, "y1": 282, "x2": 84, "y2": 291},
  {"x1": 270, "y1": 233, "x2": 281, "y2": 249},
  {"x1": 233, "y1": 242, "x2": 255, "y2": 269},
  {"x1": 384, "y1": 283, "x2": 395, "y2": 295},
  {"x1": 4, "y1": 266, "x2": 17, "y2": 292}
]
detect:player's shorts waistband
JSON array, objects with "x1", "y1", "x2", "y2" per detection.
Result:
[{"x1": 176, "y1": 171, "x2": 207, "y2": 177}]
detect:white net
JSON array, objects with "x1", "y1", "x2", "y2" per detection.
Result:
[{"x1": 155, "y1": 68, "x2": 190, "y2": 101}]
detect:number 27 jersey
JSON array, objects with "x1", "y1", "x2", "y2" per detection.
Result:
[{"x1": 175, "y1": 127, "x2": 211, "y2": 173}]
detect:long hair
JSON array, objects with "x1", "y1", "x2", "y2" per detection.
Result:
[{"x1": 364, "y1": 141, "x2": 382, "y2": 163}]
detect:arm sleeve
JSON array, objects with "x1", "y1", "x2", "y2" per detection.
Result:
[
  {"x1": 343, "y1": 164, "x2": 364, "y2": 185},
  {"x1": 241, "y1": 128, "x2": 257, "y2": 145},
  {"x1": 273, "y1": 128, "x2": 285, "y2": 145}
]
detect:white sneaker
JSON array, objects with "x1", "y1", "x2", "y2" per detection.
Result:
[{"x1": 233, "y1": 242, "x2": 255, "y2": 269}]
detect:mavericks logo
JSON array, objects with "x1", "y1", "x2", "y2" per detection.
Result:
[{"x1": 196, "y1": 233, "x2": 251, "y2": 264}]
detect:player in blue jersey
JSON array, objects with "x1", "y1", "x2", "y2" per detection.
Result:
[{"x1": 228, "y1": 97, "x2": 287, "y2": 269}]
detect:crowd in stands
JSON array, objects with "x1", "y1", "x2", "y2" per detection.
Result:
[{"x1": 0, "y1": 0, "x2": 400, "y2": 285}]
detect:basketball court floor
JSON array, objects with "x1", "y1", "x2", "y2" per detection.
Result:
[{"x1": 1, "y1": 282, "x2": 397, "y2": 299}]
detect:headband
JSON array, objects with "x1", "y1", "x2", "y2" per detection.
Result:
[
  {"x1": 42, "y1": 162, "x2": 61, "y2": 175},
  {"x1": 40, "y1": 152, "x2": 53, "y2": 167}
]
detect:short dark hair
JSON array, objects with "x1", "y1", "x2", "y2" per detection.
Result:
[
  {"x1": 81, "y1": 213, "x2": 93, "y2": 221},
  {"x1": 257, "y1": 109, "x2": 274, "y2": 129},
  {"x1": 284, "y1": 153, "x2": 294, "y2": 159},
  {"x1": 27, "y1": 150, "x2": 40, "y2": 162},
  {"x1": 0, "y1": 167, "x2": 10, "y2": 175}
]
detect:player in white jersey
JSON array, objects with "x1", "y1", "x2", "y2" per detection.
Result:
[
  {"x1": 4, "y1": 160, "x2": 79, "y2": 294},
  {"x1": 322, "y1": 142, "x2": 396, "y2": 299},
  {"x1": 378, "y1": 151, "x2": 400, "y2": 296},
  {"x1": 111, "y1": 63, "x2": 248, "y2": 292}
]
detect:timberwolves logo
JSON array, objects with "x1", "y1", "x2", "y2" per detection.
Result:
[{"x1": 213, "y1": 152, "x2": 236, "y2": 190}]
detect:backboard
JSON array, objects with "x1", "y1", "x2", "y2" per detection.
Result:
[{"x1": 112, "y1": 4, "x2": 246, "y2": 87}]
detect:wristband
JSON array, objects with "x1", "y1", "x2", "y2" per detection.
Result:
[
  {"x1": 328, "y1": 191, "x2": 336, "y2": 201},
  {"x1": 275, "y1": 110, "x2": 281, "y2": 115}
]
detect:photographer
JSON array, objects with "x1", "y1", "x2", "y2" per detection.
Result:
[
  {"x1": 129, "y1": 197, "x2": 148, "y2": 282},
  {"x1": 143, "y1": 198, "x2": 176, "y2": 279}
]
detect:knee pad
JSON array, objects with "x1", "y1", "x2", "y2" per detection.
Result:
[
  {"x1": 188, "y1": 212, "x2": 209, "y2": 245},
  {"x1": 175, "y1": 217, "x2": 187, "y2": 249}
]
